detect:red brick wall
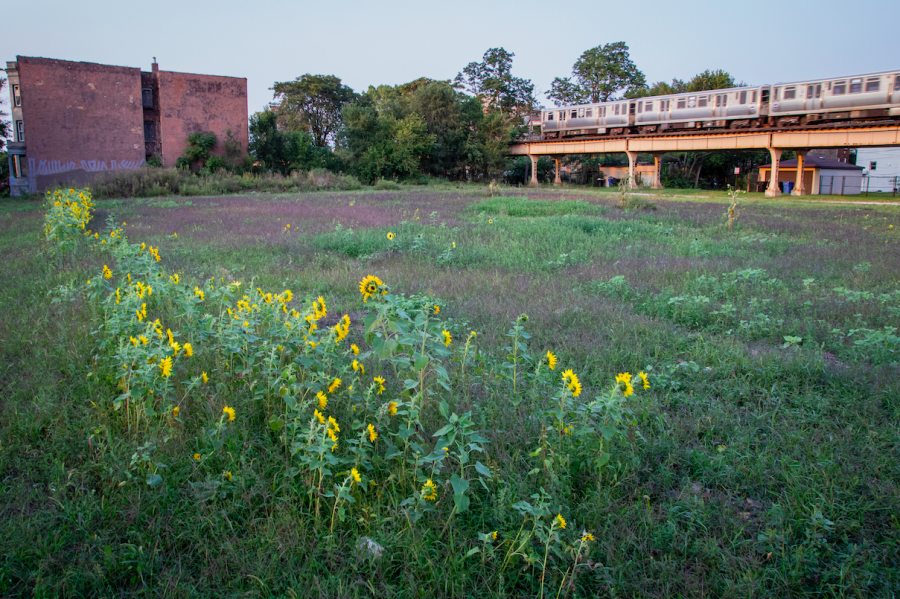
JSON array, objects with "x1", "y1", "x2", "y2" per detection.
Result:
[
  {"x1": 17, "y1": 56, "x2": 145, "y2": 190},
  {"x1": 158, "y1": 71, "x2": 248, "y2": 168}
]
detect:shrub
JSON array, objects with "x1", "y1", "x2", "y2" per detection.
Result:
[{"x1": 374, "y1": 179, "x2": 401, "y2": 190}]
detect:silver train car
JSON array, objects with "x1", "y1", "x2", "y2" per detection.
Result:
[{"x1": 540, "y1": 69, "x2": 900, "y2": 139}]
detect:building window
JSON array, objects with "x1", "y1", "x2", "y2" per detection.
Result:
[
  {"x1": 833, "y1": 81, "x2": 846, "y2": 95},
  {"x1": 16, "y1": 120, "x2": 24, "y2": 142},
  {"x1": 144, "y1": 121, "x2": 156, "y2": 142},
  {"x1": 866, "y1": 78, "x2": 880, "y2": 92},
  {"x1": 142, "y1": 88, "x2": 153, "y2": 109},
  {"x1": 13, "y1": 84, "x2": 21, "y2": 107},
  {"x1": 870, "y1": 161, "x2": 877, "y2": 171}
]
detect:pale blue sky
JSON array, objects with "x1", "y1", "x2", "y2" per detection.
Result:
[{"x1": 2, "y1": 0, "x2": 898, "y2": 118}]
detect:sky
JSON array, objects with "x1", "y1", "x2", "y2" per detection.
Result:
[{"x1": 2, "y1": 0, "x2": 899, "y2": 120}]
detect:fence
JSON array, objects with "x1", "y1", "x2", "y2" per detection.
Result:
[
  {"x1": 861, "y1": 175, "x2": 900, "y2": 197},
  {"x1": 819, "y1": 176, "x2": 863, "y2": 196}
]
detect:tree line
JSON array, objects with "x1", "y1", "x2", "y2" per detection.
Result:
[{"x1": 244, "y1": 43, "x2": 764, "y2": 188}]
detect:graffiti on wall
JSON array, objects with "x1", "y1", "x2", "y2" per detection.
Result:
[{"x1": 26, "y1": 157, "x2": 145, "y2": 192}]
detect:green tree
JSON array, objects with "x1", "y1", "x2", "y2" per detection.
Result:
[
  {"x1": 272, "y1": 74, "x2": 356, "y2": 147},
  {"x1": 454, "y1": 48, "x2": 536, "y2": 116},
  {"x1": 249, "y1": 109, "x2": 340, "y2": 175},
  {"x1": 548, "y1": 42, "x2": 646, "y2": 105},
  {"x1": 627, "y1": 69, "x2": 741, "y2": 98}
]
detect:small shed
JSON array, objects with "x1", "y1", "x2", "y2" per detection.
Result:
[{"x1": 759, "y1": 156, "x2": 864, "y2": 195}]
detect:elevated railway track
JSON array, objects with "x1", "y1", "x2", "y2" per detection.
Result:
[{"x1": 510, "y1": 123, "x2": 900, "y2": 197}]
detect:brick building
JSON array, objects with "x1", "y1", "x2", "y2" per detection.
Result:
[{"x1": 5, "y1": 56, "x2": 248, "y2": 195}]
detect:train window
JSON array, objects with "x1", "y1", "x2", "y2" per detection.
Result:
[
  {"x1": 773, "y1": 88, "x2": 779, "y2": 101},
  {"x1": 645, "y1": 101, "x2": 652, "y2": 112},
  {"x1": 833, "y1": 81, "x2": 846, "y2": 95},
  {"x1": 895, "y1": 76, "x2": 900, "y2": 91},
  {"x1": 816, "y1": 84, "x2": 821, "y2": 98},
  {"x1": 687, "y1": 96, "x2": 696, "y2": 108},
  {"x1": 614, "y1": 105, "x2": 619, "y2": 115},
  {"x1": 600, "y1": 106, "x2": 606, "y2": 117},
  {"x1": 698, "y1": 96, "x2": 707, "y2": 107},
  {"x1": 784, "y1": 87, "x2": 795, "y2": 100},
  {"x1": 807, "y1": 85, "x2": 814, "y2": 99},
  {"x1": 578, "y1": 108, "x2": 585, "y2": 118},
  {"x1": 752, "y1": 91, "x2": 756, "y2": 103},
  {"x1": 586, "y1": 108, "x2": 592, "y2": 117},
  {"x1": 676, "y1": 98, "x2": 686, "y2": 109},
  {"x1": 637, "y1": 102, "x2": 642, "y2": 113},
  {"x1": 739, "y1": 90, "x2": 747, "y2": 104},
  {"x1": 849, "y1": 78, "x2": 863, "y2": 93},
  {"x1": 866, "y1": 78, "x2": 880, "y2": 92},
  {"x1": 571, "y1": 110, "x2": 577, "y2": 119},
  {"x1": 547, "y1": 112, "x2": 554, "y2": 121},
  {"x1": 715, "y1": 95, "x2": 721, "y2": 107}
]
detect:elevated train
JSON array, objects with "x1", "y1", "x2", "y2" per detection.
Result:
[{"x1": 540, "y1": 69, "x2": 900, "y2": 139}]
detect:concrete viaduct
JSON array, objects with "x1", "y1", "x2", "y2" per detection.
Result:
[{"x1": 509, "y1": 125, "x2": 900, "y2": 197}]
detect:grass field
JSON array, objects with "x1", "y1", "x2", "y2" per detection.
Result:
[{"x1": 1, "y1": 186, "x2": 899, "y2": 598}]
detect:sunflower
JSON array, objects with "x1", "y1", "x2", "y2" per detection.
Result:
[
  {"x1": 615, "y1": 372, "x2": 634, "y2": 397},
  {"x1": 222, "y1": 406, "x2": 236, "y2": 421},
  {"x1": 388, "y1": 401, "x2": 398, "y2": 416},
  {"x1": 387, "y1": 232, "x2": 395, "y2": 240},
  {"x1": 374, "y1": 376, "x2": 386, "y2": 395},
  {"x1": 422, "y1": 479, "x2": 438, "y2": 501},
  {"x1": 351, "y1": 344, "x2": 360, "y2": 356},
  {"x1": 546, "y1": 350, "x2": 558, "y2": 370},
  {"x1": 351, "y1": 468, "x2": 361, "y2": 484},
  {"x1": 359, "y1": 274, "x2": 385, "y2": 303},
  {"x1": 555, "y1": 513, "x2": 567, "y2": 530},
  {"x1": 314, "y1": 409, "x2": 326, "y2": 424},
  {"x1": 328, "y1": 378, "x2": 341, "y2": 393},
  {"x1": 442, "y1": 330, "x2": 452, "y2": 347},
  {"x1": 561, "y1": 369, "x2": 581, "y2": 396},
  {"x1": 638, "y1": 371, "x2": 650, "y2": 390},
  {"x1": 433, "y1": 304, "x2": 440, "y2": 315},
  {"x1": 160, "y1": 356, "x2": 173, "y2": 378},
  {"x1": 317, "y1": 391, "x2": 328, "y2": 409},
  {"x1": 488, "y1": 218, "x2": 494, "y2": 224},
  {"x1": 368, "y1": 423, "x2": 378, "y2": 443}
]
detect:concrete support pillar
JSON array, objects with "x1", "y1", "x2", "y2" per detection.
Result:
[
  {"x1": 529, "y1": 154, "x2": 538, "y2": 186},
  {"x1": 552, "y1": 156, "x2": 562, "y2": 186},
  {"x1": 651, "y1": 152, "x2": 665, "y2": 189},
  {"x1": 792, "y1": 149, "x2": 809, "y2": 196},
  {"x1": 765, "y1": 147, "x2": 783, "y2": 198},
  {"x1": 626, "y1": 150, "x2": 638, "y2": 188}
]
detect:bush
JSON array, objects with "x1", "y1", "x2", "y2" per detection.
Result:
[
  {"x1": 374, "y1": 179, "x2": 402, "y2": 190},
  {"x1": 80, "y1": 168, "x2": 362, "y2": 199},
  {"x1": 622, "y1": 196, "x2": 657, "y2": 211}
]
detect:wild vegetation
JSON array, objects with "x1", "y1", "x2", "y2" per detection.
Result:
[{"x1": 1, "y1": 186, "x2": 898, "y2": 597}]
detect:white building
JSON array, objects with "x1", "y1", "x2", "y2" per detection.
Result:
[{"x1": 857, "y1": 148, "x2": 900, "y2": 193}]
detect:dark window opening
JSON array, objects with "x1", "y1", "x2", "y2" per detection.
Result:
[
  {"x1": 870, "y1": 161, "x2": 877, "y2": 171},
  {"x1": 645, "y1": 101, "x2": 652, "y2": 111},
  {"x1": 142, "y1": 88, "x2": 153, "y2": 109},
  {"x1": 866, "y1": 78, "x2": 880, "y2": 92},
  {"x1": 739, "y1": 90, "x2": 747, "y2": 104},
  {"x1": 547, "y1": 112, "x2": 554, "y2": 121},
  {"x1": 849, "y1": 78, "x2": 863, "y2": 93},
  {"x1": 144, "y1": 121, "x2": 156, "y2": 142},
  {"x1": 13, "y1": 84, "x2": 21, "y2": 107},
  {"x1": 784, "y1": 87, "x2": 795, "y2": 100},
  {"x1": 571, "y1": 110, "x2": 577, "y2": 119},
  {"x1": 676, "y1": 98, "x2": 686, "y2": 109},
  {"x1": 833, "y1": 81, "x2": 846, "y2": 95},
  {"x1": 585, "y1": 108, "x2": 592, "y2": 117},
  {"x1": 807, "y1": 85, "x2": 814, "y2": 99}
]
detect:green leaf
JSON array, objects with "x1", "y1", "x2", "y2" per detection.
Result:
[
  {"x1": 450, "y1": 473, "x2": 469, "y2": 496},
  {"x1": 413, "y1": 353, "x2": 429, "y2": 371},
  {"x1": 268, "y1": 417, "x2": 284, "y2": 432},
  {"x1": 438, "y1": 400, "x2": 450, "y2": 419},
  {"x1": 596, "y1": 452, "x2": 611, "y2": 469},
  {"x1": 404, "y1": 379, "x2": 419, "y2": 390},
  {"x1": 466, "y1": 547, "x2": 481, "y2": 557},
  {"x1": 475, "y1": 461, "x2": 492, "y2": 478},
  {"x1": 146, "y1": 474, "x2": 163, "y2": 487},
  {"x1": 453, "y1": 493, "x2": 471, "y2": 513},
  {"x1": 432, "y1": 424, "x2": 455, "y2": 437}
]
